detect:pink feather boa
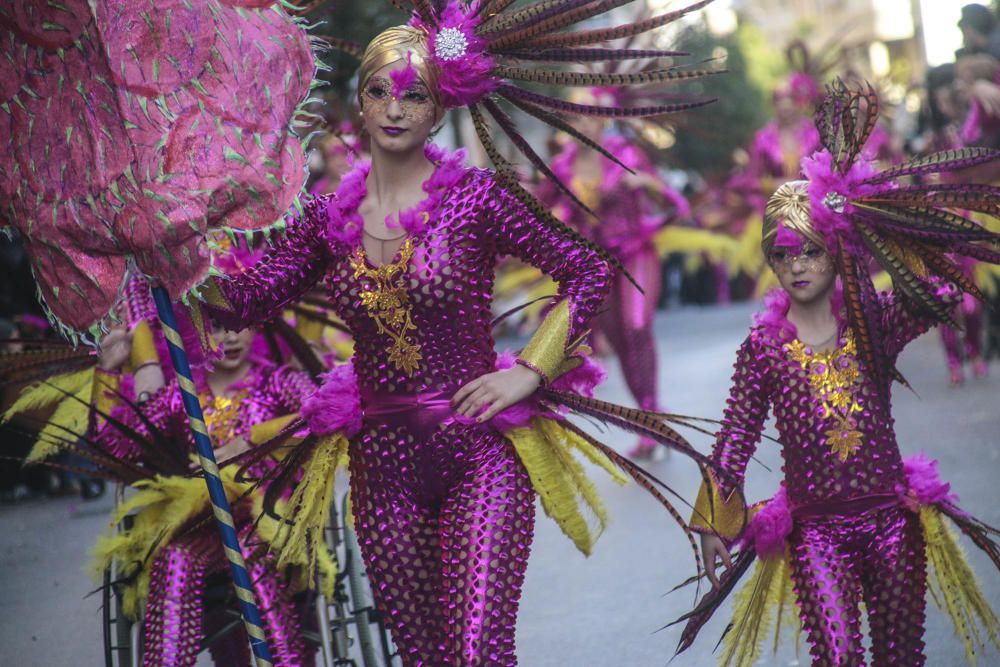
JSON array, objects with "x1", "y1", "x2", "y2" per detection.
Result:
[
  {"x1": 488, "y1": 351, "x2": 606, "y2": 431},
  {"x1": 325, "y1": 143, "x2": 468, "y2": 244},
  {"x1": 744, "y1": 486, "x2": 792, "y2": 558},
  {"x1": 300, "y1": 362, "x2": 362, "y2": 438},
  {"x1": 412, "y1": 2, "x2": 498, "y2": 109},
  {"x1": 753, "y1": 285, "x2": 846, "y2": 345},
  {"x1": 896, "y1": 453, "x2": 960, "y2": 511}
]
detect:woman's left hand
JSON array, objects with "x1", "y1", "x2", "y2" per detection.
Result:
[{"x1": 452, "y1": 364, "x2": 542, "y2": 422}]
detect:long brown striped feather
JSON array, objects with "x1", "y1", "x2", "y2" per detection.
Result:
[
  {"x1": 672, "y1": 548, "x2": 757, "y2": 656},
  {"x1": 498, "y1": 83, "x2": 716, "y2": 118},
  {"x1": 499, "y1": 93, "x2": 634, "y2": 171},
  {"x1": 512, "y1": 0, "x2": 714, "y2": 50},
  {"x1": 468, "y1": 104, "x2": 640, "y2": 289},
  {"x1": 491, "y1": 65, "x2": 723, "y2": 87},
  {"x1": 837, "y1": 244, "x2": 887, "y2": 405},
  {"x1": 852, "y1": 202, "x2": 998, "y2": 237},
  {"x1": 482, "y1": 98, "x2": 596, "y2": 217},
  {"x1": 487, "y1": 0, "x2": 633, "y2": 51},
  {"x1": 557, "y1": 418, "x2": 704, "y2": 583},
  {"x1": 857, "y1": 227, "x2": 956, "y2": 325},
  {"x1": 916, "y1": 245, "x2": 989, "y2": 303},
  {"x1": 863, "y1": 147, "x2": 1000, "y2": 184},
  {"x1": 479, "y1": 0, "x2": 590, "y2": 36}
]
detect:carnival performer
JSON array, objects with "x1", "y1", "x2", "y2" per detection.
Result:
[
  {"x1": 90, "y1": 318, "x2": 321, "y2": 667},
  {"x1": 539, "y1": 113, "x2": 689, "y2": 459},
  {"x1": 673, "y1": 83, "x2": 1000, "y2": 667},
  {"x1": 200, "y1": 2, "x2": 723, "y2": 663}
]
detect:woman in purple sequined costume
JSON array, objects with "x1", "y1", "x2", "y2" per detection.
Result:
[
  {"x1": 539, "y1": 119, "x2": 689, "y2": 459},
  {"x1": 202, "y1": 27, "x2": 613, "y2": 666},
  {"x1": 93, "y1": 323, "x2": 317, "y2": 667}
]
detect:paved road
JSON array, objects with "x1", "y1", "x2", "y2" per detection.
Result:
[{"x1": 2, "y1": 303, "x2": 998, "y2": 666}]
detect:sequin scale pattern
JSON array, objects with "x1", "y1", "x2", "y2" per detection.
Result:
[
  {"x1": 96, "y1": 362, "x2": 316, "y2": 667},
  {"x1": 213, "y1": 161, "x2": 612, "y2": 664},
  {"x1": 709, "y1": 290, "x2": 940, "y2": 664}
]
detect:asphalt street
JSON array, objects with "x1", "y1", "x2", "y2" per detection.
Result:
[{"x1": 2, "y1": 303, "x2": 997, "y2": 666}]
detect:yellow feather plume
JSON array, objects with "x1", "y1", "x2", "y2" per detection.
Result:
[
  {"x1": 720, "y1": 551, "x2": 799, "y2": 667},
  {"x1": 922, "y1": 507, "x2": 1000, "y2": 665},
  {"x1": 256, "y1": 434, "x2": 349, "y2": 592},
  {"x1": 505, "y1": 417, "x2": 627, "y2": 556},
  {"x1": 2, "y1": 368, "x2": 95, "y2": 463},
  {"x1": 90, "y1": 465, "x2": 253, "y2": 619}
]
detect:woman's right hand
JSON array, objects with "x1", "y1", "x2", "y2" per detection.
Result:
[
  {"x1": 701, "y1": 533, "x2": 733, "y2": 590},
  {"x1": 97, "y1": 325, "x2": 132, "y2": 371}
]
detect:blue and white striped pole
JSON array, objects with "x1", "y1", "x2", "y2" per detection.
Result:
[{"x1": 150, "y1": 286, "x2": 274, "y2": 666}]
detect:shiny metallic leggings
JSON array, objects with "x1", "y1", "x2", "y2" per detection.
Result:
[
  {"x1": 596, "y1": 247, "x2": 663, "y2": 414},
  {"x1": 350, "y1": 417, "x2": 536, "y2": 666},
  {"x1": 142, "y1": 525, "x2": 312, "y2": 666},
  {"x1": 788, "y1": 506, "x2": 927, "y2": 666}
]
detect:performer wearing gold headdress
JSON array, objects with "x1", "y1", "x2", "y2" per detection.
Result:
[{"x1": 674, "y1": 83, "x2": 1000, "y2": 667}]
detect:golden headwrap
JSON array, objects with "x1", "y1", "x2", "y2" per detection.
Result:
[
  {"x1": 357, "y1": 25, "x2": 440, "y2": 106},
  {"x1": 761, "y1": 180, "x2": 826, "y2": 254}
]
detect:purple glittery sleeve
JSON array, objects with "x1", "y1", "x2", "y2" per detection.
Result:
[
  {"x1": 210, "y1": 198, "x2": 332, "y2": 330},
  {"x1": 94, "y1": 388, "x2": 186, "y2": 462},
  {"x1": 711, "y1": 333, "x2": 772, "y2": 498},
  {"x1": 484, "y1": 179, "x2": 612, "y2": 343}
]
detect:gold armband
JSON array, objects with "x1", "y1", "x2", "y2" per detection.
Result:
[
  {"x1": 128, "y1": 319, "x2": 159, "y2": 370},
  {"x1": 518, "y1": 299, "x2": 574, "y2": 384},
  {"x1": 689, "y1": 471, "x2": 746, "y2": 541}
]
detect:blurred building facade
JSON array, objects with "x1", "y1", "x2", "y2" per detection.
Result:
[{"x1": 729, "y1": 0, "x2": 928, "y2": 83}]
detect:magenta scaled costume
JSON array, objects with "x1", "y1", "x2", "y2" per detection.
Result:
[
  {"x1": 675, "y1": 83, "x2": 1000, "y2": 667},
  {"x1": 92, "y1": 357, "x2": 318, "y2": 667},
  {"x1": 206, "y1": 143, "x2": 609, "y2": 663},
  {"x1": 199, "y1": 1, "x2": 727, "y2": 661},
  {"x1": 540, "y1": 135, "x2": 688, "y2": 423}
]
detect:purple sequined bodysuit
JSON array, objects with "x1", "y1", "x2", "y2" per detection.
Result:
[
  {"x1": 700, "y1": 291, "x2": 942, "y2": 666},
  {"x1": 97, "y1": 363, "x2": 316, "y2": 667},
  {"x1": 209, "y1": 153, "x2": 612, "y2": 665}
]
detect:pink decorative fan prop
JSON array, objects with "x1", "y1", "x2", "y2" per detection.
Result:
[{"x1": 0, "y1": 0, "x2": 314, "y2": 339}]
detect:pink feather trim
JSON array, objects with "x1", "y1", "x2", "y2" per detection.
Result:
[
  {"x1": 413, "y1": 2, "x2": 498, "y2": 109},
  {"x1": 489, "y1": 351, "x2": 606, "y2": 431},
  {"x1": 325, "y1": 144, "x2": 468, "y2": 243},
  {"x1": 300, "y1": 362, "x2": 362, "y2": 437},
  {"x1": 754, "y1": 283, "x2": 846, "y2": 345},
  {"x1": 744, "y1": 486, "x2": 792, "y2": 558},
  {"x1": 896, "y1": 453, "x2": 959, "y2": 510},
  {"x1": 801, "y1": 149, "x2": 882, "y2": 254}
]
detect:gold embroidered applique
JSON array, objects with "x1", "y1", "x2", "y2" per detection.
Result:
[
  {"x1": 200, "y1": 389, "x2": 249, "y2": 444},
  {"x1": 784, "y1": 335, "x2": 865, "y2": 461},
  {"x1": 350, "y1": 238, "x2": 422, "y2": 374}
]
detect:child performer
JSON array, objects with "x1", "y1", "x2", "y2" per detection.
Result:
[{"x1": 675, "y1": 82, "x2": 1000, "y2": 667}]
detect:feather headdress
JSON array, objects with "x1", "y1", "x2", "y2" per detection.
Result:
[
  {"x1": 771, "y1": 80, "x2": 1000, "y2": 406},
  {"x1": 340, "y1": 0, "x2": 722, "y2": 284}
]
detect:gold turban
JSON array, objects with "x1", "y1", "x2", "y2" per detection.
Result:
[{"x1": 761, "y1": 180, "x2": 826, "y2": 254}]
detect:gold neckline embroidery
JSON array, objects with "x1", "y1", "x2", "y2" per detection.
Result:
[
  {"x1": 784, "y1": 335, "x2": 864, "y2": 461},
  {"x1": 350, "y1": 237, "x2": 422, "y2": 375},
  {"x1": 200, "y1": 388, "x2": 249, "y2": 445}
]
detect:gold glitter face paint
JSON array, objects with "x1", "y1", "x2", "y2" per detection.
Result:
[{"x1": 362, "y1": 75, "x2": 436, "y2": 124}]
